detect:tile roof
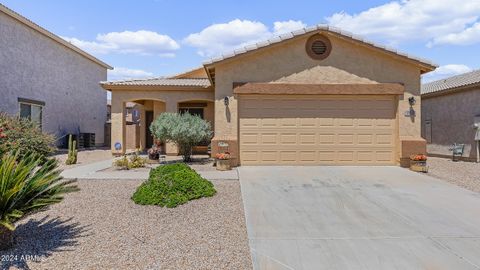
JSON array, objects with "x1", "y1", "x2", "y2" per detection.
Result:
[
  {"x1": 203, "y1": 24, "x2": 437, "y2": 70},
  {"x1": 107, "y1": 100, "x2": 136, "y2": 107},
  {"x1": 101, "y1": 78, "x2": 211, "y2": 88},
  {"x1": 0, "y1": 4, "x2": 112, "y2": 69},
  {"x1": 421, "y1": 69, "x2": 480, "y2": 95}
]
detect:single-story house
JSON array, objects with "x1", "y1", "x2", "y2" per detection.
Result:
[
  {"x1": 0, "y1": 4, "x2": 112, "y2": 147},
  {"x1": 101, "y1": 25, "x2": 437, "y2": 166},
  {"x1": 421, "y1": 70, "x2": 480, "y2": 161}
]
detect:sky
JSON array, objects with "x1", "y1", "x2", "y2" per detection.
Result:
[{"x1": 3, "y1": 0, "x2": 480, "y2": 83}]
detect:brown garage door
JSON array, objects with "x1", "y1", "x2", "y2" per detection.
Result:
[{"x1": 239, "y1": 95, "x2": 397, "y2": 165}]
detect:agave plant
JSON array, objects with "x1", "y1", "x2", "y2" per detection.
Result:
[{"x1": 0, "y1": 152, "x2": 78, "y2": 250}]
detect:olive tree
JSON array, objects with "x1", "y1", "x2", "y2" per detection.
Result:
[{"x1": 150, "y1": 112, "x2": 212, "y2": 162}]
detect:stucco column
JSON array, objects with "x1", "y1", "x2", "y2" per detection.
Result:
[
  {"x1": 165, "y1": 101, "x2": 178, "y2": 156},
  {"x1": 211, "y1": 93, "x2": 239, "y2": 166},
  {"x1": 138, "y1": 104, "x2": 146, "y2": 151},
  {"x1": 111, "y1": 97, "x2": 126, "y2": 155}
]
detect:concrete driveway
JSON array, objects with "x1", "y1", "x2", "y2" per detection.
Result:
[{"x1": 238, "y1": 166, "x2": 480, "y2": 270}]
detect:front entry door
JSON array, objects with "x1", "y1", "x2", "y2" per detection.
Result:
[{"x1": 145, "y1": 111, "x2": 154, "y2": 148}]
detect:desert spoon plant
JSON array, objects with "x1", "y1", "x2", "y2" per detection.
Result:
[
  {"x1": 0, "y1": 152, "x2": 78, "y2": 250},
  {"x1": 65, "y1": 134, "x2": 78, "y2": 165}
]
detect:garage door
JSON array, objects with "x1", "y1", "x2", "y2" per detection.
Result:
[{"x1": 239, "y1": 95, "x2": 397, "y2": 165}]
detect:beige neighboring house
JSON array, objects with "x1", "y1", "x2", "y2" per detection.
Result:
[
  {"x1": 421, "y1": 70, "x2": 480, "y2": 161},
  {"x1": 101, "y1": 25, "x2": 437, "y2": 166},
  {"x1": 0, "y1": 4, "x2": 112, "y2": 146}
]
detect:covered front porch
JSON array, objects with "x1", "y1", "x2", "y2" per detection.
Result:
[{"x1": 101, "y1": 77, "x2": 214, "y2": 156}]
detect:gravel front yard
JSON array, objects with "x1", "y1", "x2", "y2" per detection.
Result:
[
  {"x1": 427, "y1": 157, "x2": 480, "y2": 193},
  {"x1": 54, "y1": 148, "x2": 112, "y2": 171},
  {"x1": 3, "y1": 179, "x2": 252, "y2": 270}
]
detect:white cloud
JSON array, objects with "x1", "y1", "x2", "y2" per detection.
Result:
[
  {"x1": 184, "y1": 19, "x2": 306, "y2": 57},
  {"x1": 63, "y1": 30, "x2": 179, "y2": 56},
  {"x1": 429, "y1": 22, "x2": 480, "y2": 47},
  {"x1": 273, "y1": 20, "x2": 307, "y2": 36},
  {"x1": 422, "y1": 64, "x2": 472, "y2": 83},
  {"x1": 108, "y1": 67, "x2": 154, "y2": 81},
  {"x1": 326, "y1": 0, "x2": 480, "y2": 46}
]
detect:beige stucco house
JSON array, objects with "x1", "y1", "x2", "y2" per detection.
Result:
[
  {"x1": 0, "y1": 4, "x2": 111, "y2": 146},
  {"x1": 101, "y1": 25, "x2": 436, "y2": 166},
  {"x1": 421, "y1": 70, "x2": 480, "y2": 161}
]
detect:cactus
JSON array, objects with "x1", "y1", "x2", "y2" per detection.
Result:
[{"x1": 65, "y1": 134, "x2": 78, "y2": 165}]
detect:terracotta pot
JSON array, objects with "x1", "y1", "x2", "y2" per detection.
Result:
[
  {"x1": 216, "y1": 159, "x2": 231, "y2": 171},
  {"x1": 410, "y1": 160, "x2": 428, "y2": 173},
  {"x1": 0, "y1": 225, "x2": 14, "y2": 250}
]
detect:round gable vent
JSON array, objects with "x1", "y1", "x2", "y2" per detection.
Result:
[{"x1": 306, "y1": 34, "x2": 332, "y2": 60}]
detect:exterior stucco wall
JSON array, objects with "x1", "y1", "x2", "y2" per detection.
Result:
[
  {"x1": 203, "y1": 101, "x2": 215, "y2": 131},
  {"x1": 422, "y1": 88, "x2": 480, "y2": 160},
  {"x1": 212, "y1": 32, "x2": 423, "y2": 161},
  {"x1": 109, "y1": 89, "x2": 214, "y2": 154},
  {"x1": 0, "y1": 12, "x2": 107, "y2": 145}
]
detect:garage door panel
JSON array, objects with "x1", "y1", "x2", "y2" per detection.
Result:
[
  {"x1": 376, "y1": 134, "x2": 394, "y2": 145},
  {"x1": 261, "y1": 133, "x2": 277, "y2": 144},
  {"x1": 280, "y1": 133, "x2": 297, "y2": 144},
  {"x1": 240, "y1": 132, "x2": 259, "y2": 142},
  {"x1": 261, "y1": 151, "x2": 278, "y2": 162},
  {"x1": 319, "y1": 133, "x2": 336, "y2": 145},
  {"x1": 338, "y1": 134, "x2": 355, "y2": 145},
  {"x1": 239, "y1": 95, "x2": 396, "y2": 165},
  {"x1": 299, "y1": 133, "x2": 316, "y2": 145}
]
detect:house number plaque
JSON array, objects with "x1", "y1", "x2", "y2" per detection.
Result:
[{"x1": 218, "y1": 142, "x2": 229, "y2": 147}]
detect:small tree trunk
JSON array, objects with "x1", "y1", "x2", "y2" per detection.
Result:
[
  {"x1": 180, "y1": 145, "x2": 193, "y2": 162},
  {"x1": 0, "y1": 225, "x2": 14, "y2": 250}
]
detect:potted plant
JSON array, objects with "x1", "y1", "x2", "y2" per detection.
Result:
[
  {"x1": 410, "y1": 154, "x2": 428, "y2": 172},
  {"x1": 148, "y1": 145, "x2": 161, "y2": 160},
  {"x1": 215, "y1": 152, "x2": 231, "y2": 171}
]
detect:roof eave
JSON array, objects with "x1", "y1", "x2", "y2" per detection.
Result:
[
  {"x1": 202, "y1": 26, "x2": 437, "y2": 73},
  {"x1": 421, "y1": 82, "x2": 480, "y2": 98},
  {"x1": 100, "y1": 83, "x2": 213, "y2": 91}
]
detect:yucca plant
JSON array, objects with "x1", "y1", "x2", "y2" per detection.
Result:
[{"x1": 0, "y1": 152, "x2": 78, "y2": 250}]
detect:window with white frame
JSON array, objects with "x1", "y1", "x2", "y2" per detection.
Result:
[{"x1": 18, "y1": 98, "x2": 44, "y2": 129}]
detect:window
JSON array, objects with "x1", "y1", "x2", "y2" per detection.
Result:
[
  {"x1": 19, "y1": 102, "x2": 43, "y2": 128},
  {"x1": 179, "y1": 108, "x2": 204, "y2": 119}
]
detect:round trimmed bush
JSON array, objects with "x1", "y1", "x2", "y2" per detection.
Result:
[{"x1": 133, "y1": 163, "x2": 216, "y2": 208}]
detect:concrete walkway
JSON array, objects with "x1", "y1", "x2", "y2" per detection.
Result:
[
  {"x1": 239, "y1": 166, "x2": 480, "y2": 270},
  {"x1": 61, "y1": 159, "x2": 238, "y2": 180}
]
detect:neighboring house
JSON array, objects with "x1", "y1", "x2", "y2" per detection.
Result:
[
  {"x1": 0, "y1": 4, "x2": 112, "y2": 147},
  {"x1": 101, "y1": 25, "x2": 436, "y2": 166},
  {"x1": 105, "y1": 100, "x2": 140, "y2": 149},
  {"x1": 421, "y1": 70, "x2": 480, "y2": 161}
]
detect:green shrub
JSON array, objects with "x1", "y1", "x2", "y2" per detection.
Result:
[
  {"x1": 150, "y1": 112, "x2": 212, "y2": 162},
  {"x1": 113, "y1": 153, "x2": 147, "y2": 170},
  {"x1": 0, "y1": 152, "x2": 78, "y2": 249},
  {"x1": 149, "y1": 162, "x2": 191, "y2": 178},
  {"x1": 132, "y1": 163, "x2": 216, "y2": 208},
  {"x1": 0, "y1": 113, "x2": 55, "y2": 160}
]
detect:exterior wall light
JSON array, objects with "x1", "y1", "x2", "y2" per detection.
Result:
[
  {"x1": 408, "y1": 96, "x2": 416, "y2": 106},
  {"x1": 224, "y1": 96, "x2": 229, "y2": 106}
]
